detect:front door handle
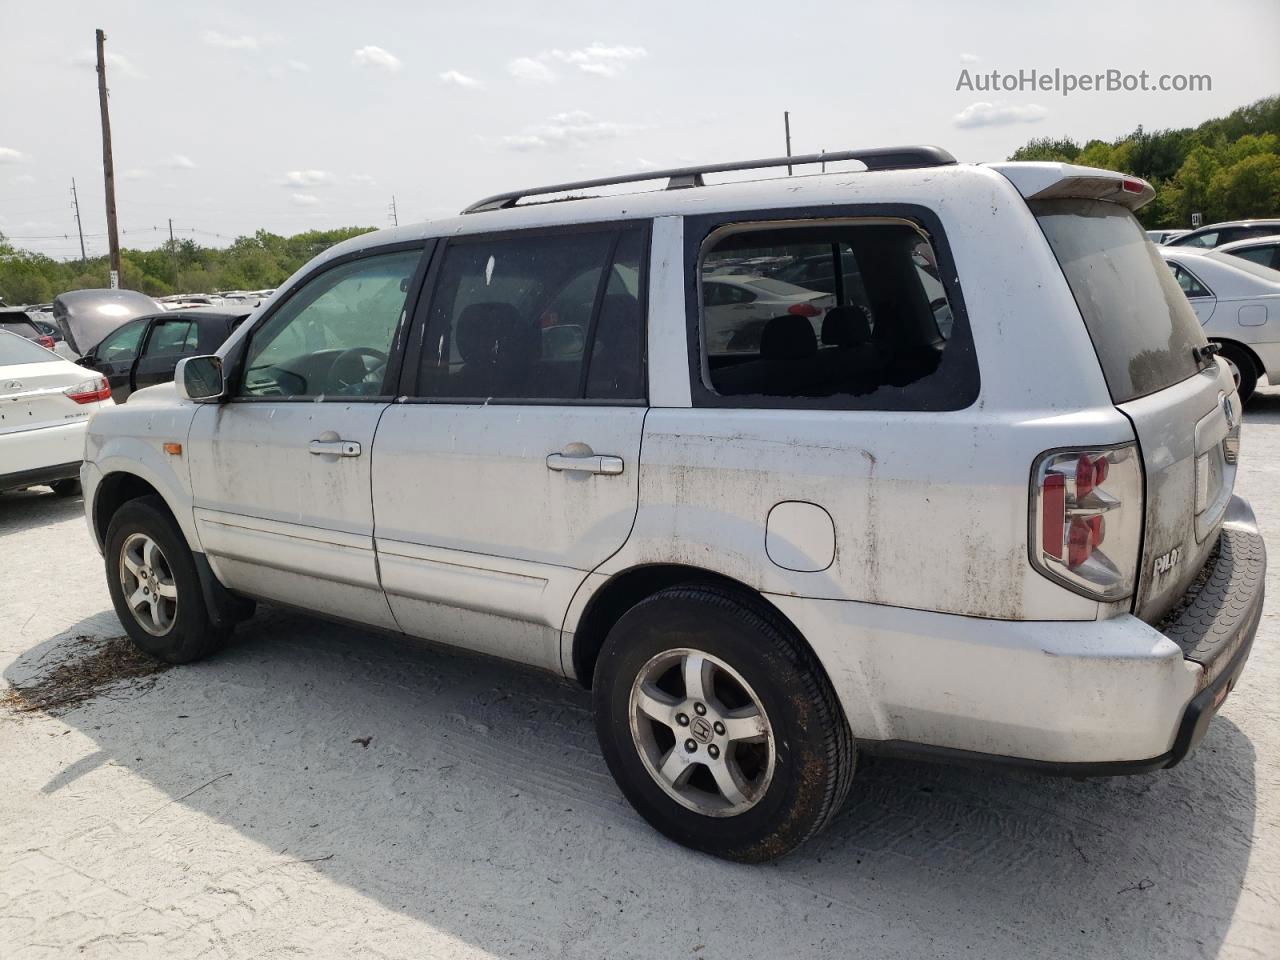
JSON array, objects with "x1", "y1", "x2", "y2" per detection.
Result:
[
  {"x1": 309, "y1": 439, "x2": 362, "y2": 458},
  {"x1": 546, "y1": 452, "x2": 624, "y2": 475}
]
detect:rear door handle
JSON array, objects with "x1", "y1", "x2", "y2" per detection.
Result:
[
  {"x1": 546, "y1": 452, "x2": 624, "y2": 475},
  {"x1": 309, "y1": 439, "x2": 362, "y2": 458}
]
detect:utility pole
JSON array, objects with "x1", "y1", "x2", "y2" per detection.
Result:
[
  {"x1": 95, "y1": 28, "x2": 121, "y2": 288},
  {"x1": 784, "y1": 111, "x2": 792, "y2": 175},
  {"x1": 388, "y1": 195, "x2": 399, "y2": 227},
  {"x1": 168, "y1": 218, "x2": 178, "y2": 289},
  {"x1": 70, "y1": 178, "x2": 87, "y2": 264}
]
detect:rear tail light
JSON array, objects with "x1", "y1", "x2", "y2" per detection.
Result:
[
  {"x1": 64, "y1": 376, "x2": 111, "y2": 404},
  {"x1": 35, "y1": 335, "x2": 56, "y2": 350},
  {"x1": 1031, "y1": 444, "x2": 1142, "y2": 600},
  {"x1": 787, "y1": 302, "x2": 823, "y2": 318}
]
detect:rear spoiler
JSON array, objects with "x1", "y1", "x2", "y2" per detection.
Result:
[{"x1": 985, "y1": 162, "x2": 1156, "y2": 211}]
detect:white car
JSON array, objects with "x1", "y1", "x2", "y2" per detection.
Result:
[
  {"x1": 1165, "y1": 218, "x2": 1280, "y2": 250},
  {"x1": 1146, "y1": 228, "x2": 1190, "y2": 244},
  {"x1": 0, "y1": 329, "x2": 112, "y2": 495},
  {"x1": 1160, "y1": 246, "x2": 1280, "y2": 399},
  {"x1": 1215, "y1": 233, "x2": 1280, "y2": 272},
  {"x1": 701, "y1": 275, "x2": 835, "y2": 354},
  {"x1": 82, "y1": 150, "x2": 1263, "y2": 862}
]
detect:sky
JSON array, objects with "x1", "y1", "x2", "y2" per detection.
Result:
[{"x1": 2, "y1": 0, "x2": 1278, "y2": 260}]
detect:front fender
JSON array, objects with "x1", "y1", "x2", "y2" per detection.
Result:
[{"x1": 85, "y1": 402, "x2": 200, "y2": 551}]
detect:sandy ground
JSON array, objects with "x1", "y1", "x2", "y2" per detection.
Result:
[{"x1": 3, "y1": 398, "x2": 1280, "y2": 960}]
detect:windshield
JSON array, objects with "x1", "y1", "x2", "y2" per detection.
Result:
[
  {"x1": 0, "y1": 329, "x2": 60, "y2": 365},
  {"x1": 1031, "y1": 198, "x2": 1206, "y2": 404}
]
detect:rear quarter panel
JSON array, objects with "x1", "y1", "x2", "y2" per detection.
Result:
[{"x1": 597, "y1": 167, "x2": 1132, "y2": 621}]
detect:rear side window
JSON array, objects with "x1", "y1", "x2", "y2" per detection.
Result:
[
  {"x1": 694, "y1": 217, "x2": 976, "y2": 409},
  {"x1": 0, "y1": 318, "x2": 40, "y2": 338},
  {"x1": 1032, "y1": 199, "x2": 1204, "y2": 404},
  {"x1": 0, "y1": 329, "x2": 59, "y2": 364},
  {"x1": 1166, "y1": 261, "x2": 1211, "y2": 298},
  {"x1": 415, "y1": 226, "x2": 646, "y2": 402}
]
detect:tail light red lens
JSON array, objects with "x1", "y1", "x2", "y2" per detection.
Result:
[
  {"x1": 65, "y1": 376, "x2": 112, "y2": 404},
  {"x1": 787, "y1": 302, "x2": 822, "y2": 318},
  {"x1": 1031, "y1": 444, "x2": 1142, "y2": 601},
  {"x1": 35, "y1": 335, "x2": 56, "y2": 350}
]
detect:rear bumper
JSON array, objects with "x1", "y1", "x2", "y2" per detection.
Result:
[
  {"x1": 0, "y1": 420, "x2": 88, "y2": 490},
  {"x1": 769, "y1": 494, "x2": 1264, "y2": 772}
]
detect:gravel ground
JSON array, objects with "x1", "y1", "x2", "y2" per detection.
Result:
[{"x1": 3, "y1": 393, "x2": 1280, "y2": 960}]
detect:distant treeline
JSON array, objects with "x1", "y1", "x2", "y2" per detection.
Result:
[
  {"x1": 1009, "y1": 94, "x2": 1280, "y2": 228},
  {"x1": 0, "y1": 227, "x2": 376, "y2": 305}
]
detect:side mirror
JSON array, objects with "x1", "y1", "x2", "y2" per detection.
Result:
[
  {"x1": 176, "y1": 355, "x2": 226, "y2": 402},
  {"x1": 75, "y1": 354, "x2": 93, "y2": 367}
]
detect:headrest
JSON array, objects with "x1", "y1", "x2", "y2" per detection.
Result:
[
  {"x1": 821, "y1": 306, "x2": 872, "y2": 347},
  {"x1": 760, "y1": 314, "x2": 817, "y2": 363}
]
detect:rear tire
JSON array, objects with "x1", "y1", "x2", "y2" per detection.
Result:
[
  {"x1": 104, "y1": 495, "x2": 230, "y2": 664},
  {"x1": 50, "y1": 478, "x2": 81, "y2": 498},
  {"x1": 593, "y1": 584, "x2": 854, "y2": 862},
  {"x1": 1216, "y1": 342, "x2": 1258, "y2": 402}
]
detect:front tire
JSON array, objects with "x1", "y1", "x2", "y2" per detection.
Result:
[
  {"x1": 593, "y1": 585, "x2": 854, "y2": 862},
  {"x1": 104, "y1": 495, "x2": 229, "y2": 664}
]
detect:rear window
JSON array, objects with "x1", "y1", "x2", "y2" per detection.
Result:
[
  {"x1": 0, "y1": 317, "x2": 40, "y2": 338},
  {"x1": 0, "y1": 330, "x2": 59, "y2": 364},
  {"x1": 1031, "y1": 199, "x2": 1204, "y2": 403}
]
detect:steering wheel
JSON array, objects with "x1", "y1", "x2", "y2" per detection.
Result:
[{"x1": 329, "y1": 347, "x2": 389, "y2": 393}]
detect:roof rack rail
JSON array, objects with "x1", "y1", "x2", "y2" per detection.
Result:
[{"x1": 461, "y1": 145, "x2": 956, "y2": 214}]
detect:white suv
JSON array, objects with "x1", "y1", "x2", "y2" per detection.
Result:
[{"x1": 82, "y1": 147, "x2": 1266, "y2": 862}]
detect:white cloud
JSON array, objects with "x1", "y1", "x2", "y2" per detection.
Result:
[
  {"x1": 509, "y1": 43, "x2": 648, "y2": 83},
  {"x1": 952, "y1": 100, "x2": 1048, "y2": 128},
  {"x1": 349, "y1": 173, "x2": 377, "y2": 185},
  {"x1": 122, "y1": 168, "x2": 152, "y2": 180},
  {"x1": 11, "y1": 174, "x2": 36, "y2": 185},
  {"x1": 501, "y1": 110, "x2": 637, "y2": 150},
  {"x1": 960, "y1": 52, "x2": 981, "y2": 64},
  {"x1": 287, "y1": 59, "x2": 310, "y2": 72},
  {"x1": 168, "y1": 154, "x2": 197, "y2": 169},
  {"x1": 291, "y1": 193, "x2": 320, "y2": 206},
  {"x1": 204, "y1": 30, "x2": 261, "y2": 51},
  {"x1": 282, "y1": 169, "x2": 335, "y2": 187},
  {"x1": 507, "y1": 56, "x2": 555, "y2": 83},
  {"x1": 0, "y1": 147, "x2": 26, "y2": 163},
  {"x1": 549, "y1": 43, "x2": 647, "y2": 78},
  {"x1": 440, "y1": 69, "x2": 481, "y2": 88},
  {"x1": 72, "y1": 50, "x2": 145, "y2": 78},
  {"x1": 353, "y1": 45, "x2": 402, "y2": 72}
]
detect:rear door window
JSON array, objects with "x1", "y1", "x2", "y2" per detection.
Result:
[
  {"x1": 692, "y1": 217, "x2": 976, "y2": 410},
  {"x1": 414, "y1": 225, "x2": 647, "y2": 401},
  {"x1": 1031, "y1": 198, "x2": 1205, "y2": 403}
]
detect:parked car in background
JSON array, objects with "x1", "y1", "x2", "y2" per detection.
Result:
[
  {"x1": 1, "y1": 310, "x2": 58, "y2": 351},
  {"x1": 76, "y1": 307, "x2": 252, "y2": 402},
  {"x1": 1165, "y1": 219, "x2": 1280, "y2": 249},
  {"x1": 0, "y1": 328, "x2": 112, "y2": 496},
  {"x1": 53, "y1": 289, "x2": 163, "y2": 357},
  {"x1": 1146, "y1": 228, "x2": 1190, "y2": 244},
  {"x1": 1160, "y1": 246, "x2": 1280, "y2": 399},
  {"x1": 702, "y1": 274, "x2": 835, "y2": 353},
  {"x1": 1215, "y1": 234, "x2": 1280, "y2": 271},
  {"x1": 83, "y1": 151, "x2": 1263, "y2": 863}
]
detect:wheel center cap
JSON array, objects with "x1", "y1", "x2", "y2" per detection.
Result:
[{"x1": 690, "y1": 716, "x2": 714, "y2": 744}]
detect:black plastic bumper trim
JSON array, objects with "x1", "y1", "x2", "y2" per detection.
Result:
[{"x1": 0, "y1": 460, "x2": 82, "y2": 492}]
